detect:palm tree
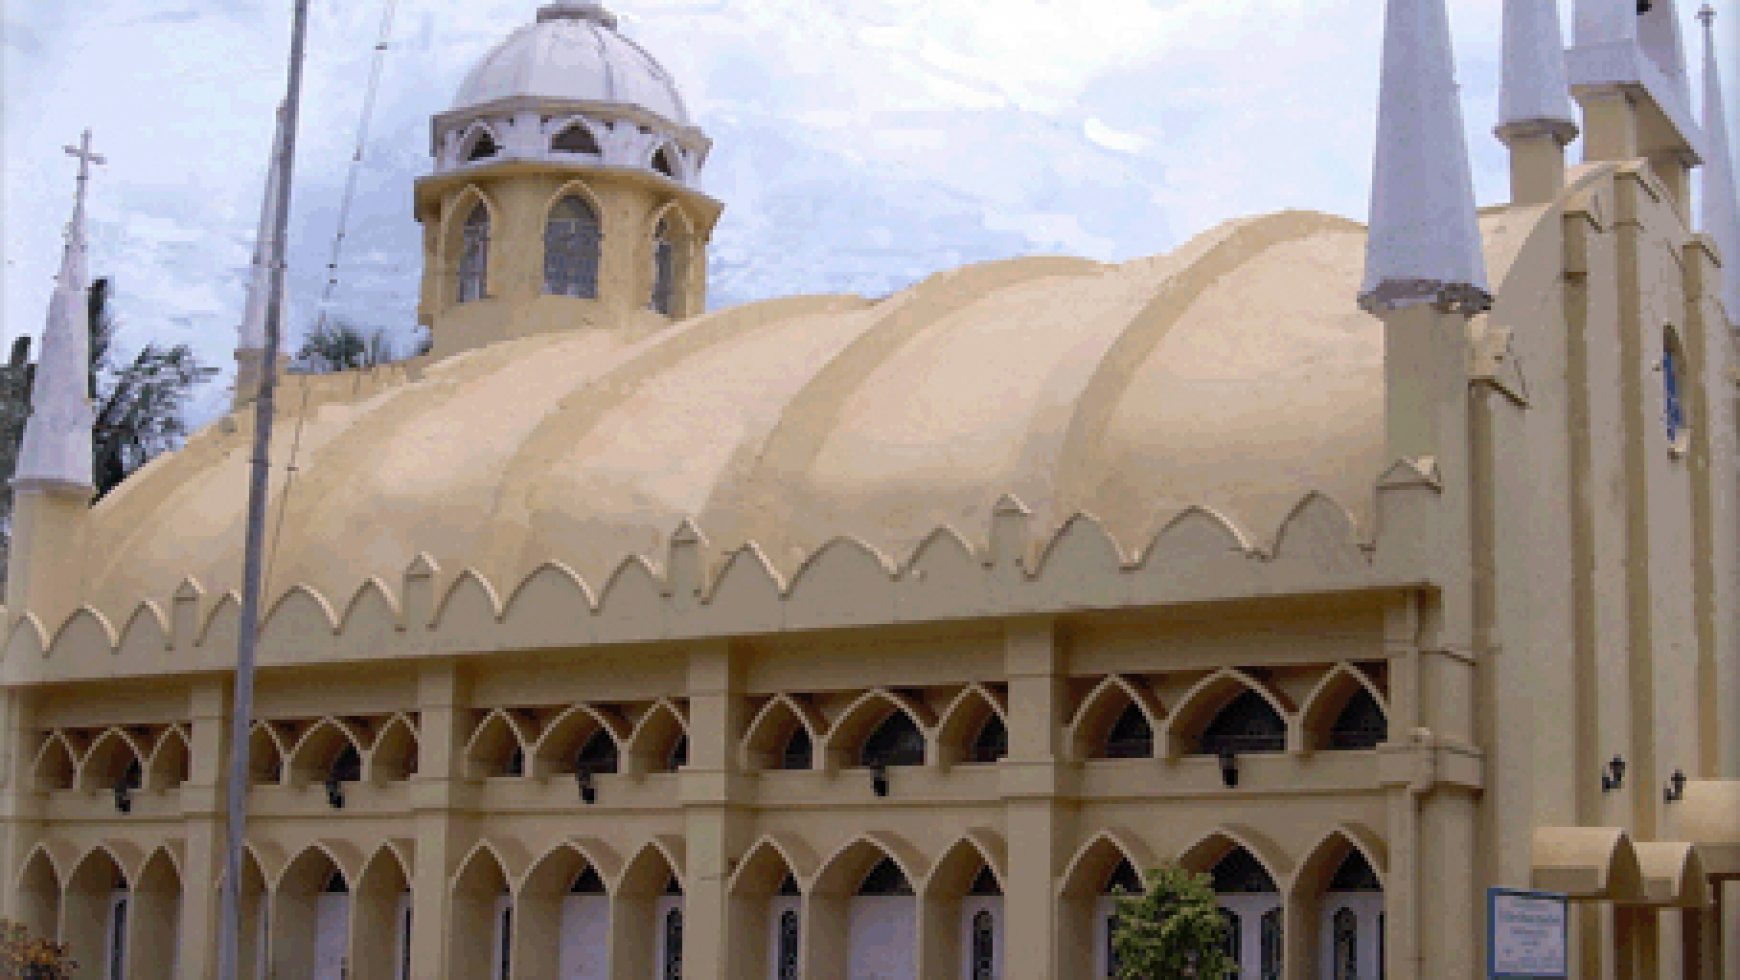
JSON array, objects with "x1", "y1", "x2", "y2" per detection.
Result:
[
  {"x1": 291, "y1": 318, "x2": 411, "y2": 373},
  {"x1": 0, "y1": 278, "x2": 216, "y2": 581}
]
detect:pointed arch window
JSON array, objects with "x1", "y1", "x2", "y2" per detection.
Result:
[
  {"x1": 552, "y1": 123, "x2": 601, "y2": 156},
  {"x1": 458, "y1": 204, "x2": 490, "y2": 303},
  {"x1": 652, "y1": 146, "x2": 678, "y2": 179},
  {"x1": 1332, "y1": 907, "x2": 1359, "y2": 979},
  {"x1": 466, "y1": 131, "x2": 500, "y2": 162},
  {"x1": 576, "y1": 728, "x2": 618, "y2": 775},
  {"x1": 650, "y1": 218, "x2": 679, "y2": 316},
  {"x1": 857, "y1": 858, "x2": 912, "y2": 896},
  {"x1": 570, "y1": 867, "x2": 605, "y2": 894},
  {"x1": 1663, "y1": 328, "x2": 1688, "y2": 449},
  {"x1": 1103, "y1": 702, "x2": 1153, "y2": 759},
  {"x1": 861, "y1": 710, "x2": 924, "y2": 768},
  {"x1": 780, "y1": 725, "x2": 812, "y2": 771},
  {"x1": 324, "y1": 871, "x2": 349, "y2": 894},
  {"x1": 1199, "y1": 691, "x2": 1286, "y2": 755},
  {"x1": 968, "y1": 866, "x2": 1002, "y2": 896},
  {"x1": 971, "y1": 909, "x2": 996, "y2": 980},
  {"x1": 545, "y1": 196, "x2": 602, "y2": 299},
  {"x1": 969, "y1": 713, "x2": 1008, "y2": 764},
  {"x1": 1210, "y1": 848, "x2": 1277, "y2": 894},
  {"x1": 777, "y1": 909, "x2": 800, "y2": 980},
  {"x1": 1329, "y1": 688, "x2": 1388, "y2": 750}
]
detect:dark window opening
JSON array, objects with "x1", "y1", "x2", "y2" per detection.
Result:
[
  {"x1": 466, "y1": 132, "x2": 500, "y2": 162},
  {"x1": 1328, "y1": 850, "x2": 1382, "y2": 892},
  {"x1": 552, "y1": 124, "x2": 601, "y2": 155},
  {"x1": 969, "y1": 713, "x2": 1007, "y2": 764},
  {"x1": 971, "y1": 909, "x2": 996, "y2": 980},
  {"x1": 1328, "y1": 687, "x2": 1388, "y2": 750},
  {"x1": 324, "y1": 871, "x2": 349, "y2": 894},
  {"x1": 662, "y1": 907, "x2": 683, "y2": 980},
  {"x1": 652, "y1": 147, "x2": 677, "y2": 178},
  {"x1": 1102, "y1": 859, "x2": 1141, "y2": 896},
  {"x1": 458, "y1": 204, "x2": 490, "y2": 303},
  {"x1": 576, "y1": 728, "x2": 618, "y2": 775},
  {"x1": 968, "y1": 866, "x2": 1002, "y2": 896},
  {"x1": 1211, "y1": 848, "x2": 1276, "y2": 894},
  {"x1": 1199, "y1": 691, "x2": 1286, "y2": 755},
  {"x1": 777, "y1": 873, "x2": 800, "y2": 896},
  {"x1": 856, "y1": 858, "x2": 912, "y2": 896},
  {"x1": 1103, "y1": 702, "x2": 1153, "y2": 759},
  {"x1": 664, "y1": 874, "x2": 683, "y2": 896},
  {"x1": 666, "y1": 734, "x2": 688, "y2": 772},
  {"x1": 861, "y1": 710, "x2": 924, "y2": 768},
  {"x1": 571, "y1": 867, "x2": 605, "y2": 894},
  {"x1": 1259, "y1": 908, "x2": 1283, "y2": 980},
  {"x1": 1220, "y1": 908, "x2": 1241, "y2": 968},
  {"x1": 780, "y1": 726, "x2": 813, "y2": 771},
  {"x1": 777, "y1": 909, "x2": 799, "y2": 980},
  {"x1": 330, "y1": 744, "x2": 362, "y2": 783},
  {"x1": 504, "y1": 746, "x2": 524, "y2": 778}
]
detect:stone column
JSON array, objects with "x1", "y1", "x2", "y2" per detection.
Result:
[
  {"x1": 409, "y1": 660, "x2": 467, "y2": 980},
  {"x1": 680, "y1": 640, "x2": 746, "y2": 980},
  {"x1": 179, "y1": 677, "x2": 230, "y2": 979},
  {"x1": 1000, "y1": 616, "x2": 1064, "y2": 980}
]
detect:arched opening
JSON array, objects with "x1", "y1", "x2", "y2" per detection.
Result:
[
  {"x1": 935, "y1": 685, "x2": 1009, "y2": 768},
  {"x1": 782, "y1": 726, "x2": 813, "y2": 771},
  {"x1": 652, "y1": 145, "x2": 678, "y2": 179},
  {"x1": 465, "y1": 130, "x2": 500, "y2": 162},
  {"x1": 578, "y1": 727, "x2": 620, "y2": 775},
  {"x1": 1291, "y1": 832, "x2": 1386, "y2": 980},
  {"x1": 457, "y1": 203, "x2": 491, "y2": 303},
  {"x1": 970, "y1": 715, "x2": 1008, "y2": 764},
  {"x1": 552, "y1": 123, "x2": 601, "y2": 156},
  {"x1": 741, "y1": 696, "x2": 821, "y2": 772},
  {"x1": 861, "y1": 710, "x2": 925, "y2": 768},
  {"x1": 1328, "y1": 688, "x2": 1388, "y2": 751},
  {"x1": 808, "y1": 840, "x2": 921, "y2": 979},
  {"x1": 726, "y1": 838, "x2": 804, "y2": 979},
  {"x1": 544, "y1": 195, "x2": 603, "y2": 299},
  {"x1": 368, "y1": 715, "x2": 419, "y2": 782},
  {"x1": 130, "y1": 849, "x2": 183, "y2": 980},
  {"x1": 612, "y1": 844, "x2": 683, "y2": 980},
  {"x1": 33, "y1": 732, "x2": 76, "y2": 790},
  {"x1": 448, "y1": 845, "x2": 512, "y2": 980},
  {"x1": 626, "y1": 701, "x2": 687, "y2": 775},
  {"x1": 249, "y1": 723, "x2": 284, "y2": 784},
  {"x1": 16, "y1": 847, "x2": 62, "y2": 950},
  {"x1": 1197, "y1": 691, "x2": 1287, "y2": 756},
  {"x1": 272, "y1": 847, "x2": 349, "y2": 980},
  {"x1": 145, "y1": 726, "x2": 191, "y2": 791},
  {"x1": 64, "y1": 848, "x2": 128, "y2": 980},
  {"x1": 1209, "y1": 848, "x2": 1281, "y2": 979},
  {"x1": 516, "y1": 844, "x2": 610, "y2": 980},
  {"x1": 78, "y1": 729, "x2": 145, "y2": 794},
  {"x1": 1104, "y1": 703, "x2": 1155, "y2": 759},
  {"x1": 353, "y1": 845, "x2": 414, "y2": 980},
  {"x1": 465, "y1": 711, "x2": 528, "y2": 779},
  {"x1": 921, "y1": 838, "x2": 1005, "y2": 979}
]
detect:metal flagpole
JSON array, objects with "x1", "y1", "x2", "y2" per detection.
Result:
[{"x1": 218, "y1": 1, "x2": 311, "y2": 976}]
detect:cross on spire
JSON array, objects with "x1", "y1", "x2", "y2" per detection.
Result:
[{"x1": 61, "y1": 129, "x2": 103, "y2": 243}]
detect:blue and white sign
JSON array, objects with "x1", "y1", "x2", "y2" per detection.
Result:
[{"x1": 1487, "y1": 888, "x2": 1568, "y2": 978}]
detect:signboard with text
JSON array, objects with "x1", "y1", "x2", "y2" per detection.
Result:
[{"x1": 1487, "y1": 887, "x2": 1568, "y2": 978}]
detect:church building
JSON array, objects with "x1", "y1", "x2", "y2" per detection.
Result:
[{"x1": 2, "y1": 0, "x2": 1737, "y2": 976}]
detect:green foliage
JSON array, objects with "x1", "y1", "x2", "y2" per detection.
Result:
[
  {"x1": 0, "y1": 918, "x2": 77, "y2": 979},
  {"x1": 1111, "y1": 865, "x2": 1235, "y2": 980},
  {"x1": 292, "y1": 318, "x2": 414, "y2": 373}
]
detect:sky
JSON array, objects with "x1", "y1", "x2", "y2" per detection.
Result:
[{"x1": 3, "y1": 0, "x2": 1739, "y2": 426}]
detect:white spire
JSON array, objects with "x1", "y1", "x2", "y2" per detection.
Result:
[
  {"x1": 239, "y1": 105, "x2": 288, "y2": 354},
  {"x1": 1700, "y1": 4, "x2": 1740, "y2": 320},
  {"x1": 1498, "y1": 0, "x2": 1578, "y2": 140},
  {"x1": 1359, "y1": 0, "x2": 1491, "y2": 314},
  {"x1": 15, "y1": 130, "x2": 102, "y2": 491}
]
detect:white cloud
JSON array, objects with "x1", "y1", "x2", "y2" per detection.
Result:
[{"x1": 3, "y1": 0, "x2": 1738, "y2": 432}]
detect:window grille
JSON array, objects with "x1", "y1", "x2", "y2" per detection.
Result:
[
  {"x1": 662, "y1": 907, "x2": 683, "y2": 979},
  {"x1": 971, "y1": 909, "x2": 996, "y2": 979},
  {"x1": 1199, "y1": 691, "x2": 1286, "y2": 755},
  {"x1": 544, "y1": 197, "x2": 602, "y2": 298},
  {"x1": 458, "y1": 205, "x2": 490, "y2": 303},
  {"x1": 1333, "y1": 907, "x2": 1359, "y2": 979},
  {"x1": 777, "y1": 909, "x2": 800, "y2": 980}
]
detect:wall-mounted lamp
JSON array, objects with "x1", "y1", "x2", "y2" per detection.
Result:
[
  {"x1": 576, "y1": 767, "x2": 596, "y2": 805},
  {"x1": 1663, "y1": 769, "x2": 1687, "y2": 804},
  {"x1": 324, "y1": 775, "x2": 346, "y2": 810},
  {"x1": 1601, "y1": 754, "x2": 1626, "y2": 792},
  {"x1": 1218, "y1": 748, "x2": 1239, "y2": 789},
  {"x1": 113, "y1": 780, "x2": 133, "y2": 815},
  {"x1": 871, "y1": 763, "x2": 889, "y2": 798}
]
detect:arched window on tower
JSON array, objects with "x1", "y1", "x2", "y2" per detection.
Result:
[
  {"x1": 551, "y1": 123, "x2": 601, "y2": 156},
  {"x1": 466, "y1": 130, "x2": 500, "y2": 163},
  {"x1": 650, "y1": 218, "x2": 681, "y2": 316},
  {"x1": 652, "y1": 145, "x2": 678, "y2": 179},
  {"x1": 545, "y1": 197, "x2": 602, "y2": 299},
  {"x1": 458, "y1": 204, "x2": 490, "y2": 303}
]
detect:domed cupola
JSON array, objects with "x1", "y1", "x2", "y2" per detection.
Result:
[
  {"x1": 433, "y1": 1, "x2": 708, "y2": 184},
  {"x1": 414, "y1": 2, "x2": 723, "y2": 357}
]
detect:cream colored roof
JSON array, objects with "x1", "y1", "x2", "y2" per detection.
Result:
[{"x1": 85, "y1": 209, "x2": 1535, "y2": 614}]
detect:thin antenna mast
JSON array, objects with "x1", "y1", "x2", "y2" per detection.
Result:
[{"x1": 218, "y1": 1, "x2": 311, "y2": 976}]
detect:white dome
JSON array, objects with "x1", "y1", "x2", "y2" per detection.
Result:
[{"x1": 453, "y1": 2, "x2": 690, "y2": 127}]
